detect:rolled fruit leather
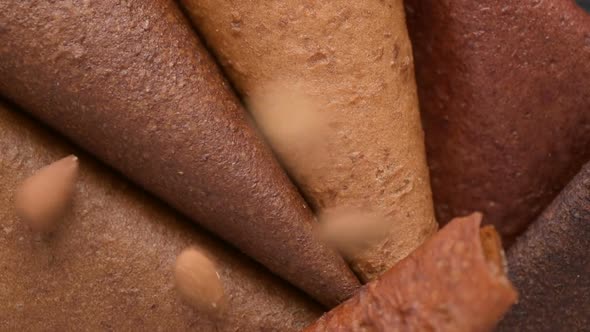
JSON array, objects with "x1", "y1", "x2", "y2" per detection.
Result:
[
  {"x1": 0, "y1": 0, "x2": 359, "y2": 306},
  {"x1": 0, "y1": 102, "x2": 322, "y2": 331},
  {"x1": 180, "y1": 0, "x2": 437, "y2": 281},
  {"x1": 304, "y1": 213, "x2": 517, "y2": 332},
  {"x1": 405, "y1": 0, "x2": 590, "y2": 242},
  {"x1": 497, "y1": 161, "x2": 590, "y2": 332}
]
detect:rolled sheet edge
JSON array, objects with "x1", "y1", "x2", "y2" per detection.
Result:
[{"x1": 304, "y1": 213, "x2": 517, "y2": 331}]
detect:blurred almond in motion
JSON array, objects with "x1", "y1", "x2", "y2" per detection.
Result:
[
  {"x1": 318, "y1": 207, "x2": 389, "y2": 262},
  {"x1": 248, "y1": 83, "x2": 329, "y2": 181},
  {"x1": 175, "y1": 247, "x2": 226, "y2": 315},
  {"x1": 15, "y1": 155, "x2": 78, "y2": 232}
]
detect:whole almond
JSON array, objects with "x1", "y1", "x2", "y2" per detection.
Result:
[
  {"x1": 174, "y1": 247, "x2": 226, "y2": 315},
  {"x1": 15, "y1": 155, "x2": 79, "y2": 232},
  {"x1": 319, "y1": 207, "x2": 389, "y2": 257}
]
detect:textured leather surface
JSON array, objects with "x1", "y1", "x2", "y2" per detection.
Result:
[
  {"x1": 406, "y1": 0, "x2": 590, "y2": 242},
  {"x1": 0, "y1": 0, "x2": 359, "y2": 306},
  {"x1": 498, "y1": 161, "x2": 590, "y2": 332},
  {"x1": 0, "y1": 103, "x2": 321, "y2": 331},
  {"x1": 181, "y1": 0, "x2": 437, "y2": 281},
  {"x1": 305, "y1": 214, "x2": 516, "y2": 332}
]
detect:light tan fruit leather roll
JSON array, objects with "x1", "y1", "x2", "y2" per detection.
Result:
[
  {"x1": 0, "y1": 102, "x2": 322, "y2": 331},
  {"x1": 180, "y1": 0, "x2": 437, "y2": 282},
  {"x1": 304, "y1": 213, "x2": 517, "y2": 332},
  {"x1": 0, "y1": 0, "x2": 359, "y2": 306}
]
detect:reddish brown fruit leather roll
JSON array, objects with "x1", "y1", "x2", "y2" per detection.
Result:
[
  {"x1": 0, "y1": 103, "x2": 322, "y2": 331},
  {"x1": 0, "y1": 1, "x2": 359, "y2": 306},
  {"x1": 180, "y1": 0, "x2": 437, "y2": 282},
  {"x1": 405, "y1": 0, "x2": 590, "y2": 241},
  {"x1": 304, "y1": 213, "x2": 517, "y2": 332},
  {"x1": 497, "y1": 161, "x2": 590, "y2": 332}
]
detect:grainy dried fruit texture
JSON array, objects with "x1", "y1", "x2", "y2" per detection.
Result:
[
  {"x1": 0, "y1": 103, "x2": 321, "y2": 331},
  {"x1": 304, "y1": 213, "x2": 517, "y2": 332},
  {"x1": 0, "y1": 0, "x2": 359, "y2": 306},
  {"x1": 497, "y1": 162, "x2": 590, "y2": 332},
  {"x1": 180, "y1": 0, "x2": 437, "y2": 282},
  {"x1": 405, "y1": 0, "x2": 590, "y2": 242}
]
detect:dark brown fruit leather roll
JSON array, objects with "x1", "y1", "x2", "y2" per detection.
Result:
[
  {"x1": 497, "y1": 161, "x2": 590, "y2": 332},
  {"x1": 304, "y1": 213, "x2": 517, "y2": 332},
  {"x1": 0, "y1": 103, "x2": 322, "y2": 331},
  {"x1": 405, "y1": 0, "x2": 590, "y2": 241},
  {"x1": 0, "y1": 0, "x2": 359, "y2": 306}
]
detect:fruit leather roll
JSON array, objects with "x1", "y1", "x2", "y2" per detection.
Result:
[
  {"x1": 180, "y1": 0, "x2": 437, "y2": 281},
  {"x1": 304, "y1": 213, "x2": 517, "y2": 332},
  {"x1": 497, "y1": 161, "x2": 590, "y2": 332},
  {"x1": 0, "y1": 102, "x2": 322, "y2": 331},
  {"x1": 0, "y1": 1, "x2": 359, "y2": 306},
  {"x1": 405, "y1": 0, "x2": 590, "y2": 241}
]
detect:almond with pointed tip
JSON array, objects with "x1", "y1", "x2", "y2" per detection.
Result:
[
  {"x1": 15, "y1": 155, "x2": 78, "y2": 232},
  {"x1": 175, "y1": 247, "x2": 226, "y2": 315}
]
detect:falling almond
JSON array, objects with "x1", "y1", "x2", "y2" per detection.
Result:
[
  {"x1": 15, "y1": 155, "x2": 79, "y2": 232},
  {"x1": 318, "y1": 207, "x2": 389, "y2": 259},
  {"x1": 247, "y1": 83, "x2": 329, "y2": 182},
  {"x1": 174, "y1": 247, "x2": 226, "y2": 315}
]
